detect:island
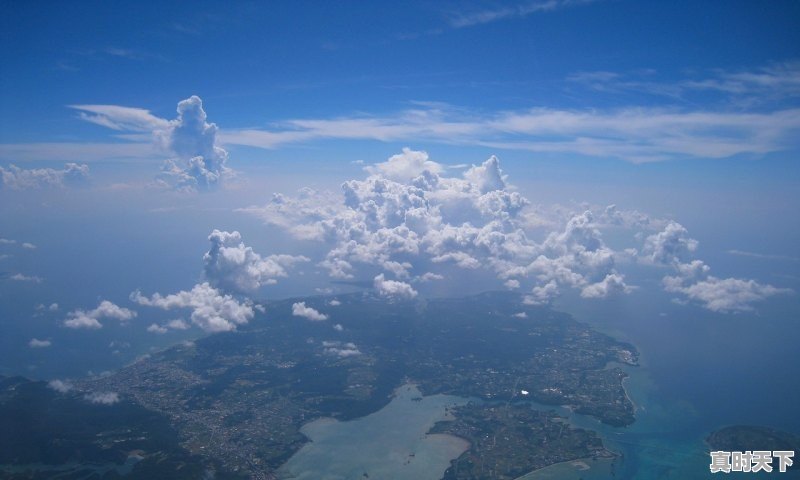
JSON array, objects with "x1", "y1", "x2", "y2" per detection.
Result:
[{"x1": 1, "y1": 291, "x2": 638, "y2": 479}]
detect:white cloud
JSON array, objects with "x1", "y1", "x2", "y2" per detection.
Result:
[
  {"x1": 84, "y1": 392, "x2": 120, "y2": 405},
  {"x1": 131, "y1": 282, "x2": 255, "y2": 332},
  {"x1": 147, "y1": 323, "x2": 168, "y2": 334},
  {"x1": 71, "y1": 96, "x2": 233, "y2": 191},
  {"x1": 166, "y1": 318, "x2": 190, "y2": 330},
  {"x1": 28, "y1": 338, "x2": 51, "y2": 348},
  {"x1": 292, "y1": 302, "x2": 328, "y2": 321},
  {"x1": 203, "y1": 229, "x2": 308, "y2": 293},
  {"x1": 244, "y1": 150, "x2": 630, "y2": 305},
  {"x1": 322, "y1": 340, "x2": 361, "y2": 358},
  {"x1": 69, "y1": 104, "x2": 170, "y2": 132},
  {"x1": 374, "y1": 274, "x2": 418, "y2": 299},
  {"x1": 48, "y1": 379, "x2": 73, "y2": 393},
  {"x1": 328, "y1": 299, "x2": 341, "y2": 306},
  {"x1": 364, "y1": 147, "x2": 442, "y2": 181},
  {"x1": 217, "y1": 105, "x2": 800, "y2": 164},
  {"x1": 0, "y1": 163, "x2": 89, "y2": 190},
  {"x1": 333, "y1": 323, "x2": 344, "y2": 331},
  {"x1": 9, "y1": 273, "x2": 43, "y2": 283},
  {"x1": 64, "y1": 300, "x2": 137, "y2": 329},
  {"x1": 21, "y1": 242, "x2": 37, "y2": 250},
  {"x1": 512, "y1": 312, "x2": 527, "y2": 318},
  {"x1": 663, "y1": 268, "x2": 791, "y2": 313},
  {"x1": 642, "y1": 221, "x2": 698, "y2": 265},
  {"x1": 447, "y1": 0, "x2": 597, "y2": 28},
  {"x1": 580, "y1": 273, "x2": 633, "y2": 298},
  {"x1": 156, "y1": 96, "x2": 232, "y2": 191},
  {"x1": 35, "y1": 303, "x2": 59, "y2": 312},
  {"x1": 644, "y1": 224, "x2": 792, "y2": 312}
]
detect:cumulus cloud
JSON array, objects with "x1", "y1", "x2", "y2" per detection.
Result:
[
  {"x1": 581, "y1": 273, "x2": 634, "y2": 298},
  {"x1": 28, "y1": 338, "x2": 51, "y2": 348},
  {"x1": 238, "y1": 148, "x2": 787, "y2": 313},
  {"x1": 364, "y1": 147, "x2": 443, "y2": 181},
  {"x1": 292, "y1": 302, "x2": 328, "y2": 321},
  {"x1": 64, "y1": 300, "x2": 136, "y2": 329},
  {"x1": 203, "y1": 229, "x2": 308, "y2": 293},
  {"x1": 73, "y1": 96, "x2": 233, "y2": 192},
  {"x1": 0, "y1": 163, "x2": 89, "y2": 190},
  {"x1": 131, "y1": 282, "x2": 255, "y2": 332},
  {"x1": 35, "y1": 303, "x2": 59, "y2": 313},
  {"x1": 147, "y1": 323, "x2": 168, "y2": 334},
  {"x1": 155, "y1": 96, "x2": 232, "y2": 191},
  {"x1": 84, "y1": 392, "x2": 120, "y2": 405},
  {"x1": 243, "y1": 149, "x2": 631, "y2": 304},
  {"x1": 48, "y1": 379, "x2": 73, "y2": 393},
  {"x1": 322, "y1": 340, "x2": 361, "y2": 358},
  {"x1": 374, "y1": 274, "x2": 418, "y2": 299},
  {"x1": 642, "y1": 221, "x2": 698, "y2": 265},
  {"x1": 644, "y1": 223, "x2": 791, "y2": 312},
  {"x1": 9, "y1": 273, "x2": 43, "y2": 283},
  {"x1": 166, "y1": 318, "x2": 189, "y2": 330},
  {"x1": 664, "y1": 275, "x2": 791, "y2": 313}
]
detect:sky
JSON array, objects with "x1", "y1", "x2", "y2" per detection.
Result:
[{"x1": 1, "y1": 0, "x2": 799, "y2": 379}]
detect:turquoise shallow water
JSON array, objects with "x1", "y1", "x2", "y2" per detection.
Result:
[{"x1": 550, "y1": 289, "x2": 800, "y2": 480}]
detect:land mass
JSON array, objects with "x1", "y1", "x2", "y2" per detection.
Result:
[{"x1": 1, "y1": 291, "x2": 638, "y2": 479}]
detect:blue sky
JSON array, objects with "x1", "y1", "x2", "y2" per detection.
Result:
[{"x1": 1, "y1": 0, "x2": 799, "y2": 378}]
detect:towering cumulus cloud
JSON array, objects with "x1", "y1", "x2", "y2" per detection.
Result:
[
  {"x1": 158, "y1": 96, "x2": 231, "y2": 191},
  {"x1": 240, "y1": 147, "x2": 790, "y2": 311},
  {"x1": 241, "y1": 148, "x2": 629, "y2": 304}
]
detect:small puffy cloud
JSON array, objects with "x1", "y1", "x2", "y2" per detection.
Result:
[
  {"x1": 292, "y1": 302, "x2": 328, "y2": 321},
  {"x1": 333, "y1": 323, "x2": 344, "y2": 331},
  {"x1": 203, "y1": 229, "x2": 308, "y2": 293},
  {"x1": 9, "y1": 273, "x2": 43, "y2": 283},
  {"x1": 322, "y1": 340, "x2": 361, "y2": 358},
  {"x1": 48, "y1": 379, "x2": 73, "y2": 393},
  {"x1": 580, "y1": 273, "x2": 633, "y2": 299},
  {"x1": 28, "y1": 338, "x2": 51, "y2": 348},
  {"x1": 166, "y1": 318, "x2": 189, "y2": 330},
  {"x1": 512, "y1": 312, "x2": 527, "y2": 318},
  {"x1": 147, "y1": 323, "x2": 168, "y2": 334},
  {"x1": 417, "y1": 272, "x2": 444, "y2": 282},
  {"x1": 84, "y1": 392, "x2": 120, "y2": 405},
  {"x1": 64, "y1": 300, "x2": 136, "y2": 329},
  {"x1": 328, "y1": 299, "x2": 341, "y2": 306},
  {"x1": 664, "y1": 272, "x2": 791, "y2": 313},
  {"x1": 21, "y1": 242, "x2": 36, "y2": 250},
  {"x1": 374, "y1": 274, "x2": 418, "y2": 299},
  {"x1": 0, "y1": 163, "x2": 90, "y2": 190},
  {"x1": 131, "y1": 282, "x2": 255, "y2": 332},
  {"x1": 35, "y1": 303, "x2": 59, "y2": 312}
]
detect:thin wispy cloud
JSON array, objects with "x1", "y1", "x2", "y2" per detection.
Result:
[
  {"x1": 568, "y1": 61, "x2": 800, "y2": 107},
  {"x1": 727, "y1": 249, "x2": 800, "y2": 262},
  {"x1": 17, "y1": 64, "x2": 798, "y2": 166},
  {"x1": 447, "y1": 0, "x2": 597, "y2": 28}
]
